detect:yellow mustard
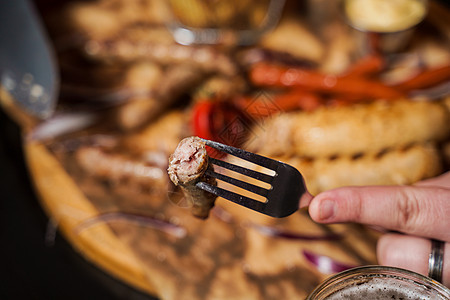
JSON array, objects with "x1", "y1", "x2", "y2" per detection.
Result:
[{"x1": 345, "y1": 0, "x2": 427, "y2": 32}]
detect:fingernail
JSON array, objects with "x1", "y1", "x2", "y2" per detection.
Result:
[{"x1": 319, "y1": 200, "x2": 335, "y2": 221}]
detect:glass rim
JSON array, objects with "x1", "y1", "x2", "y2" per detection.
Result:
[
  {"x1": 166, "y1": 0, "x2": 286, "y2": 45},
  {"x1": 307, "y1": 265, "x2": 450, "y2": 299}
]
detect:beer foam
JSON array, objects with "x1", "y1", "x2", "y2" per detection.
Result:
[{"x1": 327, "y1": 277, "x2": 443, "y2": 300}]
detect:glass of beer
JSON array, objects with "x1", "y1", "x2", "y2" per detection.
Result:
[{"x1": 307, "y1": 265, "x2": 450, "y2": 299}]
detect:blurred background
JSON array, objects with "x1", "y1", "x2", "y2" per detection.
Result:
[{"x1": 1, "y1": 0, "x2": 449, "y2": 299}]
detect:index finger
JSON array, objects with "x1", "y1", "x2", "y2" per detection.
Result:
[{"x1": 308, "y1": 185, "x2": 450, "y2": 242}]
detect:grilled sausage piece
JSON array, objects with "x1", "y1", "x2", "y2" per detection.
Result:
[
  {"x1": 75, "y1": 146, "x2": 167, "y2": 189},
  {"x1": 168, "y1": 136, "x2": 217, "y2": 219}
]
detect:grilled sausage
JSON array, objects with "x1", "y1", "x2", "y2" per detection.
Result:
[
  {"x1": 246, "y1": 100, "x2": 450, "y2": 158},
  {"x1": 168, "y1": 137, "x2": 217, "y2": 219}
]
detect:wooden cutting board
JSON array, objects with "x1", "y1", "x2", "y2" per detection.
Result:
[{"x1": 0, "y1": 88, "x2": 158, "y2": 296}]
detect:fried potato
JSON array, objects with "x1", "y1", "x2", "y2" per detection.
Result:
[
  {"x1": 260, "y1": 17, "x2": 325, "y2": 63},
  {"x1": 122, "y1": 110, "x2": 190, "y2": 154}
]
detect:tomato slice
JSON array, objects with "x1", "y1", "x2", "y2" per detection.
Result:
[
  {"x1": 191, "y1": 100, "x2": 251, "y2": 156},
  {"x1": 192, "y1": 101, "x2": 215, "y2": 141}
]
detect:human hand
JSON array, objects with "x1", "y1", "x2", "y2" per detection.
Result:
[{"x1": 302, "y1": 171, "x2": 450, "y2": 287}]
